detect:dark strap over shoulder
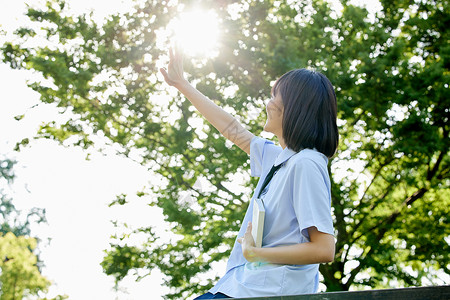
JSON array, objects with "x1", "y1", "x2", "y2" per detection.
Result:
[{"x1": 257, "y1": 163, "x2": 283, "y2": 199}]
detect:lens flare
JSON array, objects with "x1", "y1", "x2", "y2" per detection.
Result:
[{"x1": 170, "y1": 9, "x2": 220, "y2": 58}]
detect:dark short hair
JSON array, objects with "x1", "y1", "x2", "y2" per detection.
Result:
[{"x1": 272, "y1": 68, "x2": 339, "y2": 158}]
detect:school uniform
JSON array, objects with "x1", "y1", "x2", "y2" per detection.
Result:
[{"x1": 208, "y1": 136, "x2": 335, "y2": 298}]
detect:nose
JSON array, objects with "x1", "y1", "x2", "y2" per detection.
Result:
[
  {"x1": 266, "y1": 98, "x2": 272, "y2": 110},
  {"x1": 266, "y1": 100, "x2": 276, "y2": 119}
]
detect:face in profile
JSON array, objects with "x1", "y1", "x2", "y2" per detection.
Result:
[{"x1": 263, "y1": 92, "x2": 284, "y2": 136}]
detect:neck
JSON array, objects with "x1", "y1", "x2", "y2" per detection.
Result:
[{"x1": 278, "y1": 135, "x2": 286, "y2": 149}]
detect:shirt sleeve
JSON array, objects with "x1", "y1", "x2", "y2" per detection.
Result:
[
  {"x1": 291, "y1": 158, "x2": 334, "y2": 240},
  {"x1": 250, "y1": 136, "x2": 281, "y2": 177}
]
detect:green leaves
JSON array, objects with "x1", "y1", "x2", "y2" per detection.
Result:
[
  {"x1": 0, "y1": 157, "x2": 63, "y2": 299},
  {"x1": 0, "y1": 233, "x2": 50, "y2": 300}
]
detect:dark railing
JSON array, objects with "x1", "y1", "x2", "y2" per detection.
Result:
[{"x1": 234, "y1": 286, "x2": 450, "y2": 300}]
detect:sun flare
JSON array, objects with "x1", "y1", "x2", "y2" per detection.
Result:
[{"x1": 170, "y1": 9, "x2": 220, "y2": 58}]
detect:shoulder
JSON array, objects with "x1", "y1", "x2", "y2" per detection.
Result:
[
  {"x1": 284, "y1": 149, "x2": 330, "y2": 187},
  {"x1": 286, "y1": 149, "x2": 332, "y2": 199},
  {"x1": 250, "y1": 136, "x2": 283, "y2": 177},
  {"x1": 289, "y1": 148, "x2": 328, "y2": 170},
  {"x1": 251, "y1": 136, "x2": 283, "y2": 159},
  {"x1": 251, "y1": 135, "x2": 279, "y2": 149}
]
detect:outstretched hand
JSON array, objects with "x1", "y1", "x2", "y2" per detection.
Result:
[
  {"x1": 237, "y1": 221, "x2": 258, "y2": 262},
  {"x1": 160, "y1": 45, "x2": 187, "y2": 87}
]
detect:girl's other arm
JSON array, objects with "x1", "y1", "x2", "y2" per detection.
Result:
[{"x1": 238, "y1": 223, "x2": 335, "y2": 264}]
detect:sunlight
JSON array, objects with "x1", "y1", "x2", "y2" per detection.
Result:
[{"x1": 169, "y1": 9, "x2": 220, "y2": 58}]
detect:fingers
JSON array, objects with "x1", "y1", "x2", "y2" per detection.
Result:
[
  {"x1": 169, "y1": 46, "x2": 174, "y2": 61},
  {"x1": 168, "y1": 44, "x2": 183, "y2": 63},
  {"x1": 175, "y1": 42, "x2": 184, "y2": 62},
  {"x1": 246, "y1": 221, "x2": 252, "y2": 233},
  {"x1": 160, "y1": 67, "x2": 168, "y2": 78},
  {"x1": 160, "y1": 42, "x2": 186, "y2": 86},
  {"x1": 237, "y1": 222, "x2": 252, "y2": 243},
  {"x1": 160, "y1": 67, "x2": 176, "y2": 86},
  {"x1": 243, "y1": 222, "x2": 252, "y2": 236},
  {"x1": 159, "y1": 68, "x2": 170, "y2": 84}
]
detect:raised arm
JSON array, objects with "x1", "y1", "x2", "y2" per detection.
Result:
[{"x1": 160, "y1": 46, "x2": 254, "y2": 154}]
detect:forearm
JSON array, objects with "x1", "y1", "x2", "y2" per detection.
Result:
[
  {"x1": 176, "y1": 80, "x2": 234, "y2": 132},
  {"x1": 175, "y1": 80, "x2": 253, "y2": 153},
  {"x1": 250, "y1": 241, "x2": 334, "y2": 265}
]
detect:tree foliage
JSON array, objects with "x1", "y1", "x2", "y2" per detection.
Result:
[
  {"x1": 0, "y1": 158, "x2": 65, "y2": 299},
  {"x1": 0, "y1": 232, "x2": 50, "y2": 300},
  {"x1": 1, "y1": 0, "x2": 449, "y2": 299}
]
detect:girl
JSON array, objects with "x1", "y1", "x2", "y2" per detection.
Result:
[{"x1": 160, "y1": 46, "x2": 338, "y2": 299}]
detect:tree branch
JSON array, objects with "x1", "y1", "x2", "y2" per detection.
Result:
[
  {"x1": 345, "y1": 177, "x2": 398, "y2": 261},
  {"x1": 427, "y1": 150, "x2": 445, "y2": 181},
  {"x1": 343, "y1": 187, "x2": 428, "y2": 288}
]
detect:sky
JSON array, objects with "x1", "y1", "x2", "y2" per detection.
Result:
[
  {"x1": 0, "y1": 1, "x2": 172, "y2": 299},
  {"x1": 0, "y1": 67, "x2": 168, "y2": 300}
]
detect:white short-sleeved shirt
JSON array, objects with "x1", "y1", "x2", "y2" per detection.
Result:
[{"x1": 209, "y1": 136, "x2": 334, "y2": 298}]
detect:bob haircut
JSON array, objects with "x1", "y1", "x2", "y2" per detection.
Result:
[{"x1": 272, "y1": 68, "x2": 339, "y2": 158}]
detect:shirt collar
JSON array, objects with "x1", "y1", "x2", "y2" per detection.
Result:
[{"x1": 274, "y1": 147, "x2": 298, "y2": 166}]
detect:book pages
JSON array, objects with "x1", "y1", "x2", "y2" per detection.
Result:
[{"x1": 252, "y1": 198, "x2": 265, "y2": 248}]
